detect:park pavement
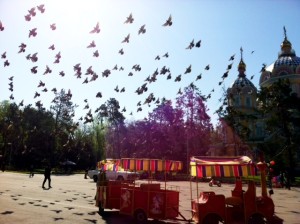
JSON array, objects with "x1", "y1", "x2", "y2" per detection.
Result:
[{"x1": 0, "y1": 171, "x2": 299, "y2": 223}]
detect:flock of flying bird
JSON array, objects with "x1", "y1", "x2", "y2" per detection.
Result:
[{"x1": 0, "y1": 4, "x2": 257, "y2": 125}]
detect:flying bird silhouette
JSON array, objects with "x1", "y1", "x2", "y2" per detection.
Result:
[
  {"x1": 119, "y1": 48, "x2": 124, "y2": 55},
  {"x1": 177, "y1": 88, "x2": 182, "y2": 95},
  {"x1": 205, "y1": 64, "x2": 210, "y2": 70},
  {"x1": 43, "y1": 65, "x2": 52, "y2": 75},
  {"x1": 31, "y1": 66, "x2": 38, "y2": 74},
  {"x1": 122, "y1": 34, "x2": 130, "y2": 43},
  {"x1": 87, "y1": 40, "x2": 96, "y2": 48},
  {"x1": 38, "y1": 80, "x2": 45, "y2": 87},
  {"x1": 30, "y1": 53, "x2": 38, "y2": 62},
  {"x1": 138, "y1": 24, "x2": 146, "y2": 34},
  {"x1": 96, "y1": 92, "x2": 102, "y2": 98},
  {"x1": 50, "y1": 23, "x2": 56, "y2": 30},
  {"x1": 48, "y1": 44, "x2": 55, "y2": 50},
  {"x1": 18, "y1": 43, "x2": 27, "y2": 53},
  {"x1": 227, "y1": 63, "x2": 233, "y2": 70},
  {"x1": 195, "y1": 40, "x2": 201, "y2": 48},
  {"x1": 37, "y1": 4, "x2": 45, "y2": 13},
  {"x1": 196, "y1": 73, "x2": 202, "y2": 81},
  {"x1": 25, "y1": 14, "x2": 31, "y2": 21},
  {"x1": 124, "y1": 13, "x2": 134, "y2": 24},
  {"x1": 93, "y1": 50, "x2": 99, "y2": 57},
  {"x1": 90, "y1": 22, "x2": 100, "y2": 33},
  {"x1": 162, "y1": 15, "x2": 172, "y2": 26},
  {"x1": 260, "y1": 63, "x2": 267, "y2": 72},
  {"x1": 186, "y1": 39, "x2": 194, "y2": 49},
  {"x1": 184, "y1": 65, "x2": 192, "y2": 74},
  {"x1": 175, "y1": 74, "x2": 181, "y2": 82},
  {"x1": 112, "y1": 64, "x2": 118, "y2": 70},
  {"x1": 4, "y1": 60, "x2": 10, "y2": 67},
  {"x1": 163, "y1": 52, "x2": 169, "y2": 58},
  {"x1": 1, "y1": 52, "x2": 6, "y2": 58},
  {"x1": 229, "y1": 54, "x2": 235, "y2": 61},
  {"x1": 29, "y1": 28, "x2": 37, "y2": 38},
  {"x1": 28, "y1": 7, "x2": 36, "y2": 17},
  {"x1": 222, "y1": 71, "x2": 229, "y2": 79}
]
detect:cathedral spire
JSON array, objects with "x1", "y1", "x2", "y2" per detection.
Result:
[
  {"x1": 238, "y1": 47, "x2": 246, "y2": 76},
  {"x1": 280, "y1": 26, "x2": 292, "y2": 55}
]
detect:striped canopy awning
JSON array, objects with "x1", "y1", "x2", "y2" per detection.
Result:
[
  {"x1": 97, "y1": 159, "x2": 122, "y2": 171},
  {"x1": 121, "y1": 158, "x2": 183, "y2": 172},
  {"x1": 190, "y1": 156, "x2": 258, "y2": 177}
]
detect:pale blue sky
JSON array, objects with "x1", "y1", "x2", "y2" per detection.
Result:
[{"x1": 0, "y1": 0, "x2": 299, "y2": 125}]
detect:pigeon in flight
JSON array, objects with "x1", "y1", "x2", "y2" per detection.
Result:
[
  {"x1": 162, "y1": 15, "x2": 172, "y2": 26},
  {"x1": 18, "y1": 43, "x2": 27, "y2": 53},
  {"x1": 30, "y1": 53, "x2": 38, "y2": 62},
  {"x1": 175, "y1": 74, "x2": 181, "y2": 82},
  {"x1": 186, "y1": 39, "x2": 194, "y2": 49},
  {"x1": 96, "y1": 92, "x2": 102, "y2": 98},
  {"x1": 90, "y1": 22, "x2": 100, "y2": 33},
  {"x1": 43, "y1": 65, "x2": 52, "y2": 75},
  {"x1": 124, "y1": 13, "x2": 134, "y2": 24},
  {"x1": 138, "y1": 25, "x2": 146, "y2": 34},
  {"x1": 38, "y1": 80, "x2": 45, "y2": 87},
  {"x1": 50, "y1": 23, "x2": 56, "y2": 30},
  {"x1": 227, "y1": 63, "x2": 233, "y2": 70},
  {"x1": 28, "y1": 7, "x2": 36, "y2": 17},
  {"x1": 122, "y1": 34, "x2": 130, "y2": 43},
  {"x1": 48, "y1": 44, "x2": 55, "y2": 50},
  {"x1": 93, "y1": 50, "x2": 99, "y2": 57},
  {"x1": 37, "y1": 4, "x2": 45, "y2": 13},
  {"x1": 29, "y1": 28, "x2": 37, "y2": 38},
  {"x1": 4, "y1": 60, "x2": 10, "y2": 67},
  {"x1": 163, "y1": 52, "x2": 169, "y2": 58},
  {"x1": 177, "y1": 88, "x2": 182, "y2": 95},
  {"x1": 196, "y1": 73, "x2": 202, "y2": 81},
  {"x1": 25, "y1": 14, "x2": 31, "y2": 21},
  {"x1": 195, "y1": 40, "x2": 201, "y2": 48},
  {"x1": 229, "y1": 54, "x2": 235, "y2": 61},
  {"x1": 87, "y1": 41, "x2": 96, "y2": 48},
  {"x1": 184, "y1": 65, "x2": 192, "y2": 74},
  {"x1": 205, "y1": 64, "x2": 210, "y2": 70},
  {"x1": 260, "y1": 63, "x2": 266, "y2": 72},
  {"x1": 1, "y1": 51, "x2": 6, "y2": 59},
  {"x1": 31, "y1": 66, "x2": 38, "y2": 74},
  {"x1": 119, "y1": 48, "x2": 124, "y2": 55}
]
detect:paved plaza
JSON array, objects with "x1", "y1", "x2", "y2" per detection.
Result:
[{"x1": 0, "y1": 172, "x2": 299, "y2": 223}]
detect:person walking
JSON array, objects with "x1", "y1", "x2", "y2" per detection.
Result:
[
  {"x1": 29, "y1": 164, "x2": 34, "y2": 178},
  {"x1": 42, "y1": 164, "x2": 52, "y2": 189}
]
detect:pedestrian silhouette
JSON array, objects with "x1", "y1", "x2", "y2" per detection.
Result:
[
  {"x1": 42, "y1": 164, "x2": 52, "y2": 189},
  {"x1": 29, "y1": 164, "x2": 34, "y2": 178}
]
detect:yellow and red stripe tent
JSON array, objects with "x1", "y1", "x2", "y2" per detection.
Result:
[
  {"x1": 121, "y1": 158, "x2": 183, "y2": 172},
  {"x1": 97, "y1": 159, "x2": 122, "y2": 171},
  {"x1": 190, "y1": 156, "x2": 258, "y2": 178}
]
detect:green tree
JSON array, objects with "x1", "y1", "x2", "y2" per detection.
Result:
[
  {"x1": 257, "y1": 79, "x2": 300, "y2": 179},
  {"x1": 96, "y1": 98, "x2": 125, "y2": 158},
  {"x1": 50, "y1": 89, "x2": 77, "y2": 164}
]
